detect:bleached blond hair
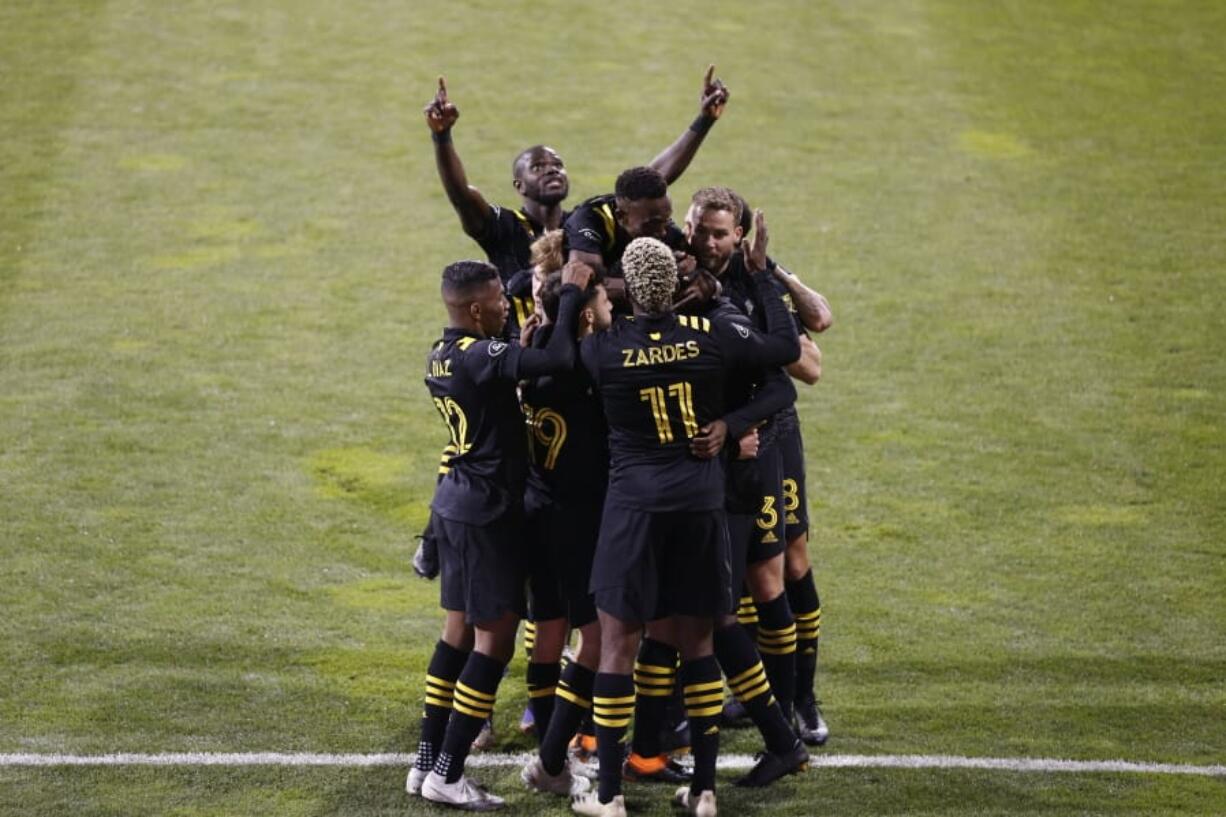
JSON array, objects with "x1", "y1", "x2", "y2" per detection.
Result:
[{"x1": 622, "y1": 237, "x2": 677, "y2": 315}]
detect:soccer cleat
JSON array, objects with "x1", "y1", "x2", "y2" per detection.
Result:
[
  {"x1": 519, "y1": 705, "x2": 536, "y2": 736},
  {"x1": 720, "y1": 697, "x2": 751, "y2": 727},
  {"x1": 412, "y1": 533, "x2": 439, "y2": 580},
  {"x1": 471, "y1": 715, "x2": 496, "y2": 751},
  {"x1": 662, "y1": 717, "x2": 691, "y2": 756},
  {"x1": 795, "y1": 698, "x2": 829, "y2": 746},
  {"x1": 622, "y1": 752, "x2": 693, "y2": 784},
  {"x1": 569, "y1": 732, "x2": 598, "y2": 762},
  {"x1": 571, "y1": 791, "x2": 627, "y2": 817},
  {"x1": 673, "y1": 786, "x2": 718, "y2": 817},
  {"x1": 421, "y1": 771, "x2": 505, "y2": 811},
  {"x1": 405, "y1": 765, "x2": 428, "y2": 795},
  {"x1": 733, "y1": 740, "x2": 809, "y2": 787},
  {"x1": 521, "y1": 755, "x2": 591, "y2": 796}
]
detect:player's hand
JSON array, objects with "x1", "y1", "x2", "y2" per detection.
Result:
[
  {"x1": 744, "y1": 209, "x2": 769, "y2": 273},
  {"x1": 736, "y1": 428, "x2": 760, "y2": 460},
  {"x1": 674, "y1": 267, "x2": 720, "y2": 311},
  {"x1": 690, "y1": 419, "x2": 728, "y2": 459},
  {"x1": 423, "y1": 75, "x2": 459, "y2": 133},
  {"x1": 560, "y1": 260, "x2": 595, "y2": 290},
  {"x1": 519, "y1": 312, "x2": 542, "y2": 347},
  {"x1": 699, "y1": 64, "x2": 730, "y2": 120}
]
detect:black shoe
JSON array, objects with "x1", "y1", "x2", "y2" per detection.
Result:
[
  {"x1": 734, "y1": 740, "x2": 809, "y2": 787},
  {"x1": 622, "y1": 753, "x2": 693, "y2": 784},
  {"x1": 412, "y1": 533, "x2": 439, "y2": 580},
  {"x1": 795, "y1": 698, "x2": 829, "y2": 747},
  {"x1": 661, "y1": 718, "x2": 691, "y2": 755}
]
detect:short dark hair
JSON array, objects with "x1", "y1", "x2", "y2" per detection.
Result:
[
  {"x1": 615, "y1": 166, "x2": 668, "y2": 202},
  {"x1": 512, "y1": 145, "x2": 548, "y2": 179},
  {"x1": 537, "y1": 271, "x2": 603, "y2": 322},
  {"x1": 441, "y1": 260, "x2": 499, "y2": 298}
]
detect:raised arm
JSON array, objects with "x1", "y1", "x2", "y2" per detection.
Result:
[
  {"x1": 649, "y1": 64, "x2": 730, "y2": 186},
  {"x1": 772, "y1": 262, "x2": 833, "y2": 333},
  {"x1": 722, "y1": 211, "x2": 801, "y2": 368},
  {"x1": 513, "y1": 262, "x2": 595, "y2": 377},
  {"x1": 423, "y1": 76, "x2": 491, "y2": 240}
]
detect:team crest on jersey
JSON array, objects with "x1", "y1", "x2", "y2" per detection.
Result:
[
  {"x1": 488, "y1": 341, "x2": 508, "y2": 356},
  {"x1": 733, "y1": 323, "x2": 752, "y2": 339},
  {"x1": 579, "y1": 227, "x2": 602, "y2": 244}
]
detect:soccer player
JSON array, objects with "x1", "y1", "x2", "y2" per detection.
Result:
[
  {"x1": 571, "y1": 237, "x2": 799, "y2": 817},
  {"x1": 725, "y1": 193, "x2": 834, "y2": 746},
  {"x1": 564, "y1": 166, "x2": 722, "y2": 314},
  {"x1": 681, "y1": 190, "x2": 814, "y2": 785},
  {"x1": 518, "y1": 272, "x2": 615, "y2": 797},
  {"x1": 407, "y1": 258, "x2": 594, "y2": 811},
  {"x1": 423, "y1": 67, "x2": 729, "y2": 283}
]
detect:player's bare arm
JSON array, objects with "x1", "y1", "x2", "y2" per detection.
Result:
[
  {"x1": 648, "y1": 64, "x2": 730, "y2": 185},
  {"x1": 786, "y1": 334, "x2": 823, "y2": 385},
  {"x1": 424, "y1": 75, "x2": 491, "y2": 239},
  {"x1": 772, "y1": 263, "x2": 833, "y2": 333}
]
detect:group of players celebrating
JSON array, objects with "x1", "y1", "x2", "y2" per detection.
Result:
[{"x1": 407, "y1": 67, "x2": 833, "y2": 815}]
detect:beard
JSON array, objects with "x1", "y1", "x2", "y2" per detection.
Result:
[{"x1": 533, "y1": 182, "x2": 569, "y2": 206}]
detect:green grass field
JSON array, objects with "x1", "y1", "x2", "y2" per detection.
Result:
[{"x1": 2, "y1": 1, "x2": 1225, "y2": 814}]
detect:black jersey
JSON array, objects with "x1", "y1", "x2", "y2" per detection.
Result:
[
  {"x1": 579, "y1": 272, "x2": 799, "y2": 513},
  {"x1": 521, "y1": 323, "x2": 609, "y2": 507},
  {"x1": 718, "y1": 252, "x2": 805, "y2": 442},
  {"x1": 426, "y1": 286, "x2": 583, "y2": 525},
  {"x1": 563, "y1": 194, "x2": 688, "y2": 278},
  {"x1": 476, "y1": 204, "x2": 567, "y2": 284},
  {"x1": 503, "y1": 267, "x2": 535, "y2": 343}
]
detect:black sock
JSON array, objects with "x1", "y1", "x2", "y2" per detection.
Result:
[
  {"x1": 713, "y1": 623, "x2": 796, "y2": 755},
  {"x1": 756, "y1": 592, "x2": 797, "y2": 720},
  {"x1": 736, "y1": 591, "x2": 759, "y2": 643},
  {"x1": 522, "y1": 620, "x2": 537, "y2": 660},
  {"x1": 416, "y1": 640, "x2": 469, "y2": 772},
  {"x1": 630, "y1": 638, "x2": 676, "y2": 759},
  {"x1": 434, "y1": 651, "x2": 505, "y2": 784},
  {"x1": 526, "y1": 661, "x2": 560, "y2": 743},
  {"x1": 787, "y1": 570, "x2": 821, "y2": 704},
  {"x1": 540, "y1": 661, "x2": 595, "y2": 776},
  {"x1": 680, "y1": 655, "x2": 722, "y2": 795},
  {"x1": 593, "y1": 672, "x2": 634, "y2": 803}
]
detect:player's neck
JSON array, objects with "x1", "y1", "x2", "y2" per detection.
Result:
[{"x1": 521, "y1": 199, "x2": 563, "y2": 230}]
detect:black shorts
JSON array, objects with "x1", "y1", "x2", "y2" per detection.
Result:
[
  {"x1": 590, "y1": 504, "x2": 733, "y2": 623},
  {"x1": 435, "y1": 513, "x2": 527, "y2": 625},
  {"x1": 726, "y1": 511, "x2": 753, "y2": 605},
  {"x1": 778, "y1": 423, "x2": 809, "y2": 541},
  {"x1": 526, "y1": 500, "x2": 600, "y2": 628},
  {"x1": 747, "y1": 440, "x2": 786, "y2": 564}
]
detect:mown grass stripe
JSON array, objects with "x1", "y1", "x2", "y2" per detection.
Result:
[{"x1": 1, "y1": 753, "x2": 1222, "y2": 776}]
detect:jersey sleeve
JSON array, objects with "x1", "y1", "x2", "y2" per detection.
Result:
[
  {"x1": 564, "y1": 205, "x2": 609, "y2": 258},
  {"x1": 579, "y1": 333, "x2": 603, "y2": 387},
  {"x1": 714, "y1": 271, "x2": 801, "y2": 369},
  {"x1": 721, "y1": 366, "x2": 797, "y2": 440},
  {"x1": 474, "y1": 204, "x2": 514, "y2": 257},
  {"x1": 511, "y1": 285, "x2": 583, "y2": 379},
  {"x1": 461, "y1": 337, "x2": 528, "y2": 385}
]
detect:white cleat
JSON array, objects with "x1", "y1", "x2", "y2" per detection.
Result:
[
  {"x1": 674, "y1": 786, "x2": 717, "y2": 817},
  {"x1": 405, "y1": 765, "x2": 428, "y2": 795},
  {"x1": 521, "y1": 755, "x2": 591, "y2": 796},
  {"x1": 571, "y1": 790, "x2": 627, "y2": 817},
  {"x1": 421, "y1": 771, "x2": 505, "y2": 811}
]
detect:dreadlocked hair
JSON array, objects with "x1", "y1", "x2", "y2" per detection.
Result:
[{"x1": 622, "y1": 237, "x2": 677, "y2": 315}]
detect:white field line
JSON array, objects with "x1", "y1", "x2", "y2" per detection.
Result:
[{"x1": 1, "y1": 752, "x2": 1223, "y2": 776}]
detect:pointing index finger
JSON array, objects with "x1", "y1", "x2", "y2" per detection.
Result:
[
  {"x1": 703, "y1": 64, "x2": 715, "y2": 89},
  {"x1": 437, "y1": 75, "x2": 448, "y2": 102}
]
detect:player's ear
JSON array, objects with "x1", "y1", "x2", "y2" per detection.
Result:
[
  {"x1": 580, "y1": 305, "x2": 594, "y2": 328},
  {"x1": 733, "y1": 225, "x2": 744, "y2": 243}
]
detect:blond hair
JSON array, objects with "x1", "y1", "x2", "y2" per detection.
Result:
[
  {"x1": 530, "y1": 229, "x2": 565, "y2": 279},
  {"x1": 622, "y1": 237, "x2": 677, "y2": 314}
]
